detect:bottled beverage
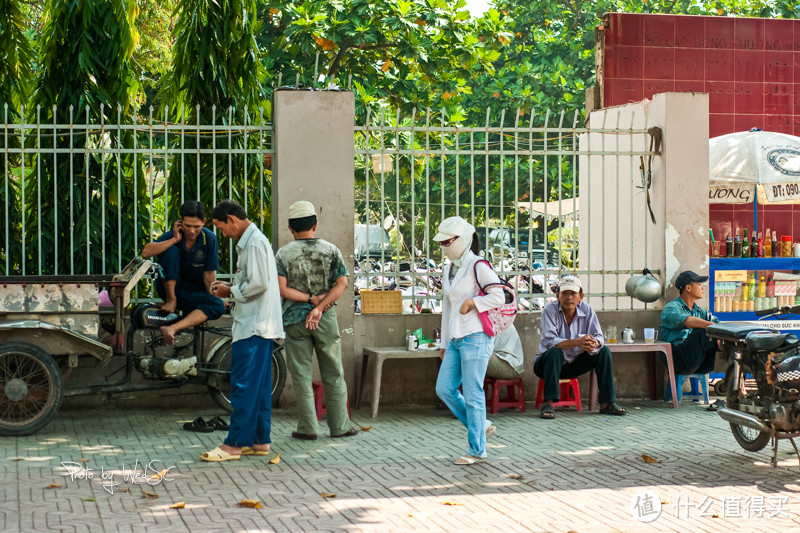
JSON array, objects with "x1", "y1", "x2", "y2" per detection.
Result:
[
  {"x1": 726, "y1": 234, "x2": 734, "y2": 257},
  {"x1": 750, "y1": 231, "x2": 757, "y2": 257},
  {"x1": 758, "y1": 276, "x2": 766, "y2": 298},
  {"x1": 734, "y1": 233, "x2": 742, "y2": 257},
  {"x1": 742, "y1": 228, "x2": 749, "y2": 258},
  {"x1": 748, "y1": 274, "x2": 756, "y2": 301},
  {"x1": 772, "y1": 232, "x2": 779, "y2": 257},
  {"x1": 757, "y1": 232, "x2": 764, "y2": 257},
  {"x1": 766, "y1": 275, "x2": 775, "y2": 298},
  {"x1": 765, "y1": 229, "x2": 772, "y2": 257}
]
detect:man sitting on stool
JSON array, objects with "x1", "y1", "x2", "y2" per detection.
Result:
[
  {"x1": 659, "y1": 270, "x2": 720, "y2": 377},
  {"x1": 534, "y1": 275, "x2": 626, "y2": 419},
  {"x1": 485, "y1": 324, "x2": 524, "y2": 379}
]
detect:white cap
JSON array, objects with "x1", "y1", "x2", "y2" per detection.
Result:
[
  {"x1": 288, "y1": 200, "x2": 316, "y2": 220},
  {"x1": 433, "y1": 216, "x2": 475, "y2": 241},
  {"x1": 557, "y1": 275, "x2": 582, "y2": 293}
]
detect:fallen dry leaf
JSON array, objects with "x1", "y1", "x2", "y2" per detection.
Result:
[
  {"x1": 11, "y1": 457, "x2": 24, "y2": 461},
  {"x1": 641, "y1": 454, "x2": 661, "y2": 464},
  {"x1": 237, "y1": 499, "x2": 263, "y2": 509},
  {"x1": 508, "y1": 474, "x2": 523, "y2": 480},
  {"x1": 46, "y1": 483, "x2": 61, "y2": 489},
  {"x1": 78, "y1": 458, "x2": 89, "y2": 463},
  {"x1": 121, "y1": 487, "x2": 130, "y2": 493},
  {"x1": 320, "y1": 492, "x2": 337, "y2": 499},
  {"x1": 169, "y1": 502, "x2": 185, "y2": 509},
  {"x1": 84, "y1": 498, "x2": 95, "y2": 502},
  {"x1": 442, "y1": 501, "x2": 463, "y2": 506},
  {"x1": 360, "y1": 426, "x2": 372, "y2": 431},
  {"x1": 268, "y1": 453, "x2": 281, "y2": 465},
  {"x1": 149, "y1": 469, "x2": 168, "y2": 480},
  {"x1": 142, "y1": 491, "x2": 159, "y2": 499}
]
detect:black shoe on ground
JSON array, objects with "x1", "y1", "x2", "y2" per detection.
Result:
[
  {"x1": 291, "y1": 431, "x2": 318, "y2": 441},
  {"x1": 331, "y1": 428, "x2": 360, "y2": 438}
]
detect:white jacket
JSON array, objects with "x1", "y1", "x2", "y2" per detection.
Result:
[{"x1": 440, "y1": 252, "x2": 506, "y2": 346}]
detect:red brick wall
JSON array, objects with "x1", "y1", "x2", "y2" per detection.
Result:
[{"x1": 601, "y1": 12, "x2": 799, "y2": 246}]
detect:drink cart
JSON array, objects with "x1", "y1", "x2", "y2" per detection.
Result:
[{"x1": 708, "y1": 257, "x2": 800, "y2": 335}]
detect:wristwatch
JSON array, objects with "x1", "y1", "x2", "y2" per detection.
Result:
[{"x1": 307, "y1": 294, "x2": 313, "y2": 304}]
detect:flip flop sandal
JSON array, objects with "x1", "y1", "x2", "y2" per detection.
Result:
[
  {"x1": 706, "y1": 399, "x2": 725, "y2": 412},
  {"x1": 183, "y1": 417, "x2": 214, "y2": 433},
  {"x1": 199, "y1": 446, "x2": 241, "y2": 462},
  {"x1": 599, "y1": 403, "x2": 627, "y2": 416},
  {"x1": 540, "y1": 405, "x2": 556, "y2": 420},
  {"x1": 455, "y1": 454, "x2": 486, "y2": 466},
  {"x1": 485, "y1": 425, "x2": 497, "y2": 439},
  {"x1": 207, "y1": 416, "x2": 230, "y2": 431},
  {"x1": 241, "y1": 446, "x2": 270, "y2": 456}
]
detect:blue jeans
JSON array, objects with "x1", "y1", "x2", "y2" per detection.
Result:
[
  {"x1": 224, "y1": 336, "x2": 273, "y2": 448},
  {"x1": 435, "y1": 332, "x2": 494, "y2": 458}
]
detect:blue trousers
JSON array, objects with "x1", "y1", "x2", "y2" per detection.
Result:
[
  {"x1": 156, "y1": 245, "x2": 224, "y2": 320},
  {"x1": 435, "y1": 332, "x2": 494, "y2": 458},
  {"x1": 224, "y1": 336, "x2": 273, "y2": 448}
]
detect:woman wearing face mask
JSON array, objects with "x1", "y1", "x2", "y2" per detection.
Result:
[{"x1": 434, "y1": 216, "x2": 506, "y2": 465}]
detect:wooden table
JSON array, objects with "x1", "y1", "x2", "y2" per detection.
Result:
[
  {"x1": 594, "y1": 341, "x2": 678, "y2": 409},
  {"x1": 356, "y1": 346, "x2": 441, "y2": 418}
]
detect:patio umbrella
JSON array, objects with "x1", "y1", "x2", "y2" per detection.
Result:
[{"x1": 709, "y1": 130, "x2": 800, "y2": 204}]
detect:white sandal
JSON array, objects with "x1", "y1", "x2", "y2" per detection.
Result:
[{"x1": 455, "y1": 454, "x2": 486, "y2": 466}]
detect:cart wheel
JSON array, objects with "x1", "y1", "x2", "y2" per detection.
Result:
[
  {"x1": 713, "y1": 378, "x2": 727, "y2": 396},
  {"x1": 207, "y1": 340, "x2": 287, "y2": 411},
  {"x1": 0, "y1": 342, "x2": 64, "y2": 436}
]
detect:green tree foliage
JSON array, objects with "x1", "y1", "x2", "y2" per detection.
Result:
[
  {"x1": 256, "y1": 0, "x2": 507, "y2": 116},
  {"x1": 21, "y1": 0, "x2": 148, "y2": 275},
  {"x1": 0, "y1": 0, "x2": 34, "y2": 273},
  {"x1": 158, "y1": 0, "x2": 268, "y2": 255}
]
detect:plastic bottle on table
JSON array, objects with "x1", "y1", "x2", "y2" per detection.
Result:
[
  {"x1": 748, "y1": 274, "x2": 757, "y2": 301},
  {"x1": 766, "y1": 275, "x2": 775, "y2": 298},
  {"x1": 758, "y1": 276, "x2": 766, "y2": 298}
]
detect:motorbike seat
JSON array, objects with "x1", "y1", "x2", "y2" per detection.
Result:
[
  {"x1": 706, "y1": 322, "x2": 776, "y2": 342},
  {"x1": 745, "y1": 331, "x2": 790, "y2": 351},
  {"x1": 132, "y1": 304, "x2": 181, "y2": 329}
]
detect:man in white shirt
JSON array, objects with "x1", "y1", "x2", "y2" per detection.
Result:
[{"x1": 198, "y1": 200, "x2": 284, "y2": 462}]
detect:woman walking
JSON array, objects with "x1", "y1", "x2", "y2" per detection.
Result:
[{"x1": 434, "y1": 216, "x2": 506, "y2": 465}]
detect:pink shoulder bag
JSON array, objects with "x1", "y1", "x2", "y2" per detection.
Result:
[{"x1": 473, "y1": 259, "x2": 517, "y2": 337}]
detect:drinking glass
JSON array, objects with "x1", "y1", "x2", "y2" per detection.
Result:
[
  {"x1": 606, "y1": 326, "x2": 618, "y2": 344},
  {"x1": 644, "y1": 328, "x2": 658, "y2": 343}
]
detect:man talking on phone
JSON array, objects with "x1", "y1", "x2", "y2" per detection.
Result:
[{"x1": 141, "y1": 201, "x2": 224, "y2": 344}]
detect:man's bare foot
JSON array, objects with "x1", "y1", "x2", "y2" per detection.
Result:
[
  {"x1": 250, "y1": 444, "x2": 270, "y2": 453},
  {"x1": 161, "y1": 300, "x2": 177, "y2": 313},
  {"x1": 219, "y1": 443, "x2": 242, "y2": 455},
  {"x1": 160, "y1": 325, "x2": 176, "y2": 345}
]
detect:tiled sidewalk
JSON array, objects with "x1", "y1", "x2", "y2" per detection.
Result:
[{"x1": 3, "y1": 400, "x2": 800, "y2": 532}]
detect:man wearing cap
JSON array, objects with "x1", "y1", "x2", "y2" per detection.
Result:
[
  {"x1": 660, "y1": 270, "x2": 720, "y2": 378},
  {"x1": 275, "y1": 200, "x2": 358, "y2": 440},
  {"x1": 534, "y1": 275, "x2": 626, "y2": 419}
]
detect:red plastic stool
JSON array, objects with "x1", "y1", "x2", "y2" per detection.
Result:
[
  {"x1": 483, "y1": 377, "x2": 526, "y2": 414},
  {"x1": 534, "y1": 378, "x2": 582, "y2": 411},
  {"x1": 312, "y1": 381, "x2": 351, "y2": 421}
]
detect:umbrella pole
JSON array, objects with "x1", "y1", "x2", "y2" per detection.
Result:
[{"x1": 753, "y1": 185, "x2": 758, "y2": 241}]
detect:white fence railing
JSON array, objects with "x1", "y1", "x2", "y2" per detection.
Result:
[
  {"x1": 0, "y1": 104, "x2": 273, "y2": 277},
  {"x1": 354, "y1": 107, "x2": 660, "y2": 312}
]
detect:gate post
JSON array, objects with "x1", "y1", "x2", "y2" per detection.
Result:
[{"x1": 272, "y1": 90, "x2": 356, "y2": 403}]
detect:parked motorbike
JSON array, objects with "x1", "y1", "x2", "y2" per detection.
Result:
[
  {"x1": 706, "y1": 306, "x2": 800, "y2": 466},
  {"x1": 0, "y1": 258, "x2": 287, "y2": 436}
]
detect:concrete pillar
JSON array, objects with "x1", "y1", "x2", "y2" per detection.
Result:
[
  {"x1": 581, "y1": 92, "x2": 709, "y2": 308},
  {"x1": 273, "y1": 90, "x2": 356, "y2": 402}
]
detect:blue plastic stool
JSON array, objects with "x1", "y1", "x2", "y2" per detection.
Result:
[{"x1": 665, "y1": 373, "x2": 709, "y2": 404}]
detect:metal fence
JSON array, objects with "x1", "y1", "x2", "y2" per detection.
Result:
[
  {"x1": 0, "y1": 104, "x2": 273, "y2": 277},
  {"x1": 354, "y1": 106, "x2": 660, "y2": 313}
]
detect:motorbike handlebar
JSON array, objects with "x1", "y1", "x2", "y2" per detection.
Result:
[{"x1": 755, "y1": 305, "x2": 800, "y2": 317}]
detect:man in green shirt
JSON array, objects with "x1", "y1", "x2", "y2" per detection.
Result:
[
  {"x1": 660, "y1": 270, "x2": 720, "y2": 375},
  {"x1": 275, "y1": 200, "x2": 358, "y2": 440}
]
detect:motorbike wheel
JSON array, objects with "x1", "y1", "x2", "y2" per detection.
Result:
[
  {"x1": 207, "y1": 341, "x2": 287, "y2": 412},
  {"x1": 0, "y1": 342, "x2": 64, "y2": 436},
  {"x1": 724, "y1": 363, "x2": 770, "y2": 452}
]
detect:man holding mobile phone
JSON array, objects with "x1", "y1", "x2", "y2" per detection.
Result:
[{"x1": 141, "y1": 201, "x2": 224, "y2": 344}]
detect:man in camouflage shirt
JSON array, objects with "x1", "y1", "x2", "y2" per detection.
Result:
[{"x1": 275, "y1": 201, "x2": 358, "y2": 440}]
